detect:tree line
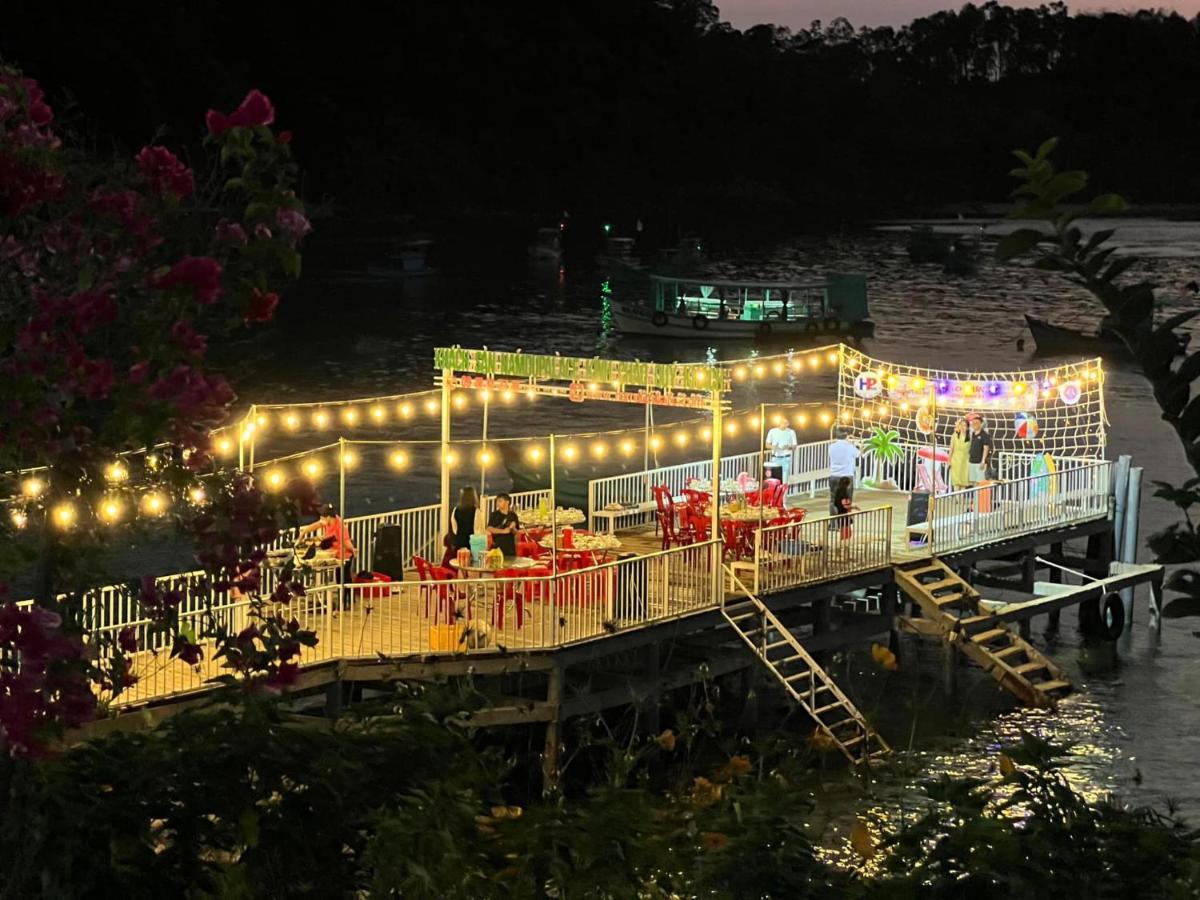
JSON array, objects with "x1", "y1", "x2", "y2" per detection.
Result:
[{"x1": 3, "y1": 1, "x2": 1200, "y2": 232}]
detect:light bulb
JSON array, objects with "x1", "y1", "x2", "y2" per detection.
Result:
[
  {"x1": 302, "y1": 459, "x2": 322, "y2": 479},
  {"x1": 700, "y1": 426, "x2": 712, "y2": 440},
  {"x1": 444, "y1": 450, "x2": 458, "y2": 467},
  {"x1": 734, "y1": 366, "x2": 748, "y2": 381},
  {"x1": 22, "y1": 477, "x2": 44, "y2": 498},
  {"x1": 452, "y1": 393, "x2": 467, "y2": 409},
  {"x1": 649, "y1": 436, "x2": 663, "y2": 451},
  {"x1": 189, "y1": 486, "x2": 207, "y2": 505},
  {"x1": 725, "y1": 422, "x2": 738, "y2": 436},
  {"x1": 749, "y1": 416, "x2": 760, "y2": 429},
  {"x1": 105, "y1": 462, "x2": 128, "y2": 482},
  {"x1": 52, "y1": 502, "x2": 76, "y2": 529},
  {"x1": 255, "y1": 413, "x2": 269, "y2": 430},
  {"x1": 694, "y1": 370, "x2": 707, "y2": 384},
  {"x1": 478, "y1": 448, "x2": 494, "y2": 467},
  {"x1": 791, "y1": 359, "x2": 804, "y2": 371},
  {"x1": 808, "y1": 356, "x2": 819, "y2": 369},
  {"x1": 826, "y1": 351, "x2": 838, "y2": 365},
  {"x1": 424, "y1": 399, "x2": 439, "y2": 415},
  {"x1": 480, "y1": 389, "x2": 492, "y2": 402},
  {"x1": 99, "y1": 498, "x2": 123, "y2": 523},
  {"x1": 562, "y1": 445, "x2": 578, "y2": 461},
  {"x1": 820, "y1": 412, "x2": 833, "y2": 425},
  {"x1": 399, "y1": 402, "x2": 414, "y2": 419},
  {"x1": 753, "y1": 364, "x2": 765, "y2": 378},
  {"x1": 141, "y1": 493, "x2": 167, "y2": 516},
  {"x1": 389, "y1": 449, "x2": 409, "y2": 468},
  {"x1": 265, "y1": 469, "x2": 286, "y2": 491},
  {"x1": 501, "y1": 389, "x2": 515, "y2": 403},
  {"x1": 591, "y1": 442, "x2": 608, "y2": 458},
  {"x1": 674, "y1": 432, "x2": 688, "y2": 447},
  {"x1": 619, "y1": 439, "x2": 635, "y2": 456},
  {"x1": 772, "y1": 414, "x2": 784, "y2": 426},
  {"x1": 528, "y1": 446, "x2": 543, "y2": 462},
  {"x1": 370, "y1": 404, "x2": 386, "y2": 422},
  {"x1": 216, "y1": 436, "x2": 235, "y2": 456},
  {"x1": 284, "y1": 413, "x2": 300, "y2": 431},
  {"x1": 773, "y1": 361, "x2": 784, "y2": 375},
  {"x1": 10, "y1": 509, "x2": 27, "y2": 529},
  {"x1": 340, "y1": 450, "x2": 357, "y2": 468},
  {"x1": 313, "y1": 410, "x2": 330, "y2": 429},
  {"x1": 342, "y1": 408, "x2": 359, "y2": 425}
]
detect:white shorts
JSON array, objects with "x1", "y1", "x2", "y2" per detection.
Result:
[{"x1": 968, "y1": 462, "x2": 986, "y2": 483}]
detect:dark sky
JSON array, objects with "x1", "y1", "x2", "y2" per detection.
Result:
[{"x1": 719, "y1": 0, "x2": 1200, "y2": 28}]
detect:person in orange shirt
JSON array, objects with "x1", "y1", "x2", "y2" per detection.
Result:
[{"x1": 300, "y1": 504, "x2": 357, "y2": 595}]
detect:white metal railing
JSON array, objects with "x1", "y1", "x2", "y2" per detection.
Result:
[
  {"x1": 751, "y1": 507, "x2": 892, "y2": 595},
  {"x1": 995, "y1": 451, "x2": 1102, "y2": 483},
  {"x1": 100, "y1": 540, "x2": 722, "y2": 707},
  {"x1": 586, "y1": 441, "x2": 834, "y2": 531},
  {"x1": 930, "y1": 460, "x2": 1111, "y2": 555}
]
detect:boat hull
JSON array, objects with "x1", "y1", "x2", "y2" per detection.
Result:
[
  {"x1": 613, "y1": 303, "x2": 871, "y2": 340},
  {"x1": 1024, "y1": 314, "x2": 1129, "y2": 358}
]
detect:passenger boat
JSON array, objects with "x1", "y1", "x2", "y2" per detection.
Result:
[{"x1": 612, "y1": 273, "x2": 873, "y2": 340}]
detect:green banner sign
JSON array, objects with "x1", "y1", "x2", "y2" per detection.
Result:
[{"x1": 434, "y1": 347, "x2": 729, "y2": 392}]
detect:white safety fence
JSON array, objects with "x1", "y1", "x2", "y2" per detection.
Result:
[
  {"x1": 930, "y1": 460, "x2": 1111, "y2": 555},
  {"x1": 749, "y1": 507, "x2": 893, "y2": 595},
  {"x1": 94, "y1": 540, "x2": 721, "y2": 708}
]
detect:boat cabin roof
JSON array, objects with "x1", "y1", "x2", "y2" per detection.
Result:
[{"x1": 649, "y1": 274, "x2": 830, "y2": 290}]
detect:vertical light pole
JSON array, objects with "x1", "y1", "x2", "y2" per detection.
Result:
[
  {"x1": 480, "y1": 389, "x2": 489, "y2": 501},
  {"x1": 338, "y1": 435, "x2": 347, "y2": 609},
  {"x1": 710, "y1": 378, "x2": 723, "y2": 607},
  {"x1": 440, "y1": 368, "x2": 452, "y2": 537}
]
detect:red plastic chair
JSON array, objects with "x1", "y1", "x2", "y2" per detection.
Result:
[
  {"x1": 787, "y1": 507, "x2": 807, "y2": 522},
  {"x1": 413, "y1": 555, "x2": 460, "y2": 622},
  {"x1": 721, "y1": 520, "x2": 751, "y2": 561},
  {"x1": 656, "y1": 508, "x2": 694, "y2": 550}
]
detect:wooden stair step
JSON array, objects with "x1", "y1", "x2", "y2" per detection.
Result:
[
  {"x1": 827, "y1": 716, "x2": 863, "y2": 732},
  {"x1": 898, "y1": 561, "x2": 943, "y2": 574},
  {"x1": 764, "y1": 640, "x2": 791, "y2": 652},
  {"x1": 784, "y1": 671, "x2": 814, "y2": 683},
  {"x1": 840, "y1": 733, "x2": 866, "y2": 748},
  {"x1": 1034, "y1": 679, "x2": 1071, "y2": 693},
  {"x1": 957, "y1": 615, "x2": 996, "y2": 629},
  {"x1": 971, "y1": 628, "x2": 1009, "y2": 645},
  {"x1": 813, "y1": 701, "x2": 844, "y2": 715},
  {"x1": 796, "y1": 684, "x2": 833, "y2": 701},
  {"x1": 1014, "y1": 661, "x2": 1047, "y2": 675},
  {"x1": 994, "y1": 645, "x2": 1025, "y2": 659}
]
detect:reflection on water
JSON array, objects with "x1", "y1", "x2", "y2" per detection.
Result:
[{"x1": 247, "y1": 219, "x2": 1200, "y2": 823}]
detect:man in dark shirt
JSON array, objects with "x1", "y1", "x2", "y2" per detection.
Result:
[
  {"x1": 968, "y1": 415, "x2": 994, "y2": 484},
  {"x1": 486, "y1": 493, "x2": 521, "y2": 557}
]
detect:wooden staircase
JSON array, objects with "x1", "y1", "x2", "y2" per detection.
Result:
[
  {"x1": 722, "y1": 566, "x2": 890, "y2": 765},
  {"x1": 893, "y1": 558, "x2": 1070, "y2": 708}
]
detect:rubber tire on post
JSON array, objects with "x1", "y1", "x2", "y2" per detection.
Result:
[
  {"x1": 651, "y1": 311, "x2": 668, "y2": 327},
  {"x1": 756, "y1": 322, "x2": 772, "y2": 339},
  {"x1": 824, "y1": 317, "x2": 841, "y2": 332},
  {"x1": 692, "y1": 315, "x2": 709, "y2": 330},
  {"x1": 1100, "y1": 591, "x2": 1126, "y2": 640}
]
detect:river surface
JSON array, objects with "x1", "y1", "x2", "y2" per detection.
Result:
[{"x1": 235, "y1": 218, "x2": 1200, "y2": 831}]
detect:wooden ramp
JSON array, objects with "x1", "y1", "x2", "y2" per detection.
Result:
[
  {"x1": 894, "y1": 559, "x2": 1070, "y2": 708},
  {"x1": 722, "y1": 566, "x2": 890, "y2": 765}
]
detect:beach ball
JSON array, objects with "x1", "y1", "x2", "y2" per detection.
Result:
[{"x1": 1015, "y1": 411, "x2": 1039, "y2": 439}]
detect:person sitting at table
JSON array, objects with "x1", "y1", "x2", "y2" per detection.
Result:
[
  {"x1": 487, "y1": 492, "x2": 521, "y2": 558},
  {"x1": 299, "y1": 504, "x2": 357, "y2": 590},
  {"x1": 444, "y1": 486, "x2": 484, "y2": 565}
]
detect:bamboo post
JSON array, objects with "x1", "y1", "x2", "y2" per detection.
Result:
[
  {"x1": 480, "y1": 389, "x2": 489, "y2": 500},
  {"x1": 710, "y1": 382, "x2": 723, "y2": 606},
  {"x1": 549, "y1": 433, "x2": 558, "y2": 645},
  {"x1": 338, "y1": 436, "x2": 347, "y2": 610}
]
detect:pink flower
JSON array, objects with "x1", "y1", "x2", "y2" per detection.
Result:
[
  {"x1": 135, "y1": 145, "x2": 193, "y2": 199},
  {"x1": 215, "y1": 218, "x2": 248, "y2": 245},
  {"x1": 206, "y1": 89, "x2": 275, "y2": 136},
  {"x1": 128, "y1": 361, "x2": 150, "y2": 384},
  {"x1": 22, "y1": 78, "x2": 53, "y2": 127},
  {"x1": 69, "y1": 291, "x2": 117, "y2": 335},
  {"x1": 157, "y1": 256, "x2": 223, "y2": 304},
  {"x1": 275, "y1": 208, "x2": 312, "y2": 239},
  {"x1": 245, "y1": 288, "x2": 279, "y2": 323},
  {"x1": 171, "y1": 320, "x2": 207, "y2": 357}
]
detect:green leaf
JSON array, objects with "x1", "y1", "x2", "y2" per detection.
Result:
[
  {"x1": 1085, "y1": 193, "x2": 1128, "y2": 216},
  {"x1": 994, "y1": 228, "x2": 1046, "y2": 261},
  {"x1": 1034, "y1": 137, "x2": 1059, "y2": 162},
  {"x1": 1042, "y1": 170, "x2": 1089, "y2": 205}
]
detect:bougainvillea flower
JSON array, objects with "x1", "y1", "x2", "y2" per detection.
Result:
[
  {"x1": 245, "y1": 288, "x2": 279, "y2": 323},
  {"x1": 275, "y1": 208, "x2": 311, "y2": 239},
  {"x1": 135, "y1": 145, "x2": 193, "y2": 198},
  {"x1": 205, "y1": 89, "x2": 275, "y2": 136},
  {"x1": 157, "y1": 256, "x2": 223, "y2": 304}
]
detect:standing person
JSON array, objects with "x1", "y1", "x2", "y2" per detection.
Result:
[
  {"x1": 443, "y1": 486, "x2": 483, "y2": 565},
  {"x1": 968, "y1": 415, "x2": 994, "y2": 484},
  {"x1": 827, "y1": 427, "x2": 860, "y2": 515},
  {"x1": 831, "y1": 476, "x2": 857, "y2": 541},
  {"x1": 486, "y1": 492, "x2": 521, "y2": 558},
  {"x1": 949, "y1": 417, "x2": 971, "y2": 490},
  {"x1": 765, "y1": 418, "x2": 798, "y2": 485},
  {"x1": 299, "y1": 504, "x2": 357, "y2": 603}
]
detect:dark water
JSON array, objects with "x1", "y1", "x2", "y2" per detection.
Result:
[{"x1": 239, "y1": 219, "x2": 1200, "y2": 831}]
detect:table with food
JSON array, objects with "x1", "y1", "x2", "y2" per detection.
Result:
[{"x1": 518, "y1": 505, "x2": 586, "y2": 528}]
